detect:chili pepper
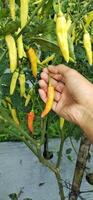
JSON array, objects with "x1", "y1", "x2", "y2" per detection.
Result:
[
  {"x1": 25, "y1": 88, "x2": 33, "y2": 107},
  {"x1": 41, "y1": 82, "x2": 54, "y2": 118},
  {"x1": 11, "y1": 108, "x2": 20, "y2": 125},
  {"x1": 57, "y1": 33, "x2": 69, "y2": 62},
  {"x1": 56, "y1": 11, "x2": 67, "y2": 34},
  {"x1": 8, "y1": 103, "x2": 19, "y2": 125},
  {"x1": 9, "y1": 0, "x2": 15, "y2": 21},
  {"x1": 84, "y1": 11, "x2": 93, "y2": 28},
  {"x1": 60, "y1": 117, "x2": 64, "y2": 130},
  {"x1": 56, "y1": 11, "x2": 69, "y2": 62},
  {"x1": 83, "y1": 30, "x2": 92, "y2": 65},
  {"x1": 27, "y1": 47, "x2": 37, "y2": 78},
  {"x1": 17, "y1": 28, "x2": 24, "y2": 59},
  {"x1": 5, "y1": 34, "x2": 17, "y2": 73},
  {"x1": 1, "y1": 99, "x2": 7, "y2": 108},
  {"x1": 10, "y1": 69, "x2": 19, "y2": 95},
  {"x1": 66, "y1": 18, "x2": 72, "y2": 32},
  {"x1": 19, "y1": 71, "x2": 26, "y2": 97},
  {"x1": 71, "y1": 24, "x2": 76, "y2": 42},
  {"x1": 20, "y1": 0, "x2": 29, "y2": 28},
  {"x1": 68, "y1": 34, "x2": 76, "y2": 61},
  {"x1": 27, "y1": 111, "x2": 35, "y2": 133},
  {"x1": 5, "y1": 97, "x2": 12, "y2": 104},
  {"x1": 91, "y1": 21, "x2": 93, "y2": 36},
  {"x1": 41, "y1": 54, "x2": 55, "y2": 65}
]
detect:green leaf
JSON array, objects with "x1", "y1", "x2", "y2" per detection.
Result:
[{"x1": 30, "y1": 37, "x2": 59, "y2": 52}]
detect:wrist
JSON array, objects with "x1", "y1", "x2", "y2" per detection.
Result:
[{"x1": 78, "y1": 106, "x2": 93, "y2": 143}]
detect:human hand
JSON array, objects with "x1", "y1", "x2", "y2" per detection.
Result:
[{"x1": 39, "y1": 64, "x2": 93, "y2": 127}]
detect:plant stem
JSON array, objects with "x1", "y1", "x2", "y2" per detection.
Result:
[
  {"x1": 40, "y1": 117, "x2": 47, "y2": 145},
  {"x1": 55, "y1": 169, "x2": 65, "y2": 200},
  {"x1": 70, "y1": 137, "x2": 78, "y2": 156},
  {"x1": 56, "y1": 130, "x2": 64, "y2": 168}
]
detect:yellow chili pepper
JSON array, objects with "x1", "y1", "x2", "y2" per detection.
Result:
[
  {"x1": 68, "y1": 34, "x2": 76, "y2": 61},
  {"x1": 57, "y1": 33, "x2": 69, "y2": 62},
  {"x1": 27, "y1": 47, "x2": 37, "y2": 78},
  {"x1": 41, "y1": 82, "x2": 54, "y2": 118},
  {"x1": 84, "y1": 11, "x2": 93, "y2": 28},
  {"x1": 25, "y1": 88, "x2": 33, "y2": 107},
  {"x1": 83, "y1": 30, "x2": 92, "y2": 65},
  {"x1": 10, "y1": 69, "x2": 19, "y2": 95},
  {"x1": 1, "y1": 100, "x2": 7, "y2": 108},
  {"x1": 56, "y1": 11, "x2": 67, "y2": 33},
  {"x1": 17, "y1": 28, "x2": 25, "y2": 59},
  {"x1": 19, "y1": 71, "x2": 26, "y2": 97},
  {"x1": 60, "y1": 117, "x2": 65, "y2": 130},
  {"x1": 20, "y1": 0, "x2": 29, "y2": 28},
  {"x1": 66, "y1": 18, "x2": 72, "y2": 32},
  {"x1": 8, "y1": 103, "x2": 19, "y2": 125},
  {"x1": 5, "y1": 34, "x2": 17, "y2": 73},
  {"x1": 41, "y1": 54, "x2": 55, "y2": 65},
  {"x1": 71, "y1": 24, "x2": 76, "y2": 42},
  {"x1": 11, "y1": 108, "x2": 20, "y2": 125},
  {"x1": 56, "y1": 11, "x2": 69, "y2": 62},
  {"x1": 5, "y1": 97, "x2": 12, "y2": 104},
  {"x1": 9, "y1": 0, "x2": 15, "y2": 21}
]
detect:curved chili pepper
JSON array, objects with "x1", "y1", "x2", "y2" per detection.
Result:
[
  {"x1": 41, "y1": 82, "x2": 54, "y2": 118},
  {"x1": 27, "y1": 47, "x2": 37, "y2": 78},
  {"x1": 68, "y1": 34, "x2": 76, "y2": 61},
  {"x1": 5, "y1": 34, "x2": 17, "y2": 73},
  {"x1": 19, "y1": 71, "x2": 26, "y2": 97},
  {"x1": 83, "y1": 30, "x2": 92, "y2": 65},
  {"x1": 41, "y1": 54, "x2": 55, "y2": 65},
  {"x1": 9, "y1": 0, "x2": 15, "y2": 21},
  {"x1": 20, "y1": 0, "x2": 29, "y2": 28},
  {"x1": 17, "y1": 28, "x2": 25, "y2": 59},
  {"x1": 60, "y1": 117, "x2": 65, "y2": 130},
  {"x1": 27, "y1": 111, "x2": 35, "y2": 133},
  {"x1": 8, "y1": 103, "x2": 20, "y2": 125},
  {"x1": 10, "y1": 69, "x2": 19, "y2": 95},
  {"x1": 25, "y1": 88, "x2": 33, "y2": 107},
  {"x1": 56, "y1": 11, "x2": 69, "y2": 62}
]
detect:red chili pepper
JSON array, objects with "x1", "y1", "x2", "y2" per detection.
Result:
[{"x1": 27, "y1": 111, "x2": 35, "y2": 133}]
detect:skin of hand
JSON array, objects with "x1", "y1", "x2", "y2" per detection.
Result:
[{"x1": 39, "y1": 64, "x2": 93, "y2": 143}]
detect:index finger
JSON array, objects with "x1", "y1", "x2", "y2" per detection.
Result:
[{"x1": 48, "y1": 64, "x2": 70, "y2": 77}]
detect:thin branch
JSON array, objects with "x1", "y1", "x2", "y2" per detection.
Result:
[
  {"x1": 55, "y1": 170, "x2": 65, "y2": 200},
  {"x1": 69, "y1": 137, "x2": 78, "y2": 156},
  {"x1": 40, "y1": 117, "x2": 47, "y2": 145},
  {"x1": 56, "y1": 129, "x2": 64, "y2": 168}
]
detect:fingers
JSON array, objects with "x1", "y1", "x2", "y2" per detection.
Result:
[
  {"x1": 48, "y1": 64, "x2": 70, "y2": 78},
  {"x1": 39, "y1": 88, "x2": 62, "y2": 103},
  {"x1": 40, "y1": 64, "x2": 70, "y2": 85},
  {"x1": 39, "y1": 78, "x2": 64, "y2": 93},
  {"x1": 39, "y1": 89, "x2": 47, "y2": 103},
  {"x1": 40, "y1": 70, "x2": 63, "y2": 83},
  {"x1": 39, "y1": 80, "x2": 47, "y2": 92},
  {"x1": 41, "y1": 71, "x2": 48, "y2": 83}
]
